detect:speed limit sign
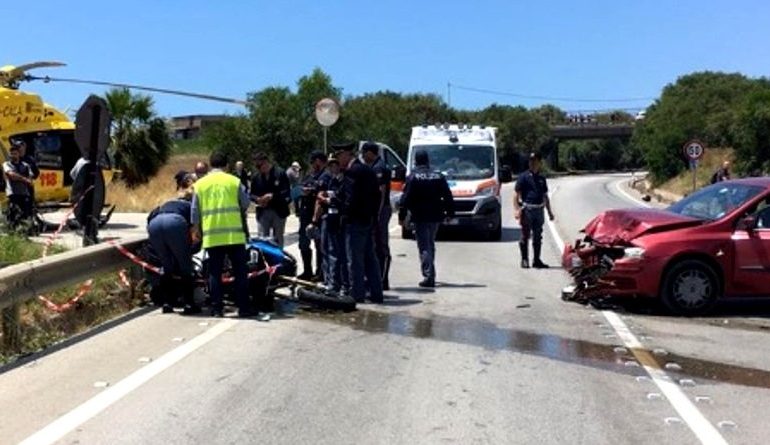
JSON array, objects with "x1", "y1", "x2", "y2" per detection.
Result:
[{"x1": 683, "y1": 140, "x2": 705, "y2": 161}]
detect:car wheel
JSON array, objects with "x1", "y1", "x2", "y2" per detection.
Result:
[
  {"x1": 661, "y1": 260, "x2": 720, "y2": 316},
  {"x1": 487, "y1": 220, "x2": 502, "y2": 241}
]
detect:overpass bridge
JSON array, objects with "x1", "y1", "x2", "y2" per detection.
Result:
[{"x1": 549, "y1": 123, "x2": 634, "y2": 140}]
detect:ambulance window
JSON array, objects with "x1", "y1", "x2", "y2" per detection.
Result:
[{"x1": 383, "y1": 149, "x2": 403, "y2": 170}]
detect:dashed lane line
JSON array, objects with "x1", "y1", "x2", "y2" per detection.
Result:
[
  {"x1": 19, "y1": 319, "x2": 239, "y2": 445},
  {"x1": 546, "y1": 186, "x2": 728, "y2": 445}
]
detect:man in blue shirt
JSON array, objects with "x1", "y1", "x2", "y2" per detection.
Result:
[{"x1": 513, "y1": 153, "x2": 555, "y2": 269}]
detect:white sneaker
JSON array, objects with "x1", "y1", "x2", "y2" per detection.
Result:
[{"x1": 257, "y1": 312, "x2": 272, "y2": 322}]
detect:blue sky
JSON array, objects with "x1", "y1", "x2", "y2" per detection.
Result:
[{"x1": 4, "y1": 0, "x2": 769, "y2": 117}]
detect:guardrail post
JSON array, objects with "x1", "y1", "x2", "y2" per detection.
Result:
[{"x1": 1, "y1": 304, "x2": 21, "y2": 352}]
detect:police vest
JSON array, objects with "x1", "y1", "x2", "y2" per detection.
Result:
[{"x1": 195, "y1": 171, "x2": 246, "y2": 249}]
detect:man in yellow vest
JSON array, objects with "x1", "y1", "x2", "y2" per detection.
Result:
[{"x1": 191, "y1": 151, "x2": 252, "y2": 318}]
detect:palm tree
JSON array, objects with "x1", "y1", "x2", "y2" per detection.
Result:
[{"x1": 104, "y1": 88, "x2": 171, "y2": 186}]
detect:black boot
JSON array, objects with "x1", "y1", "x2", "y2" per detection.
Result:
[
  {"x1": 381, "y1": 255, "x2": 391, "y2": 291},
  {"x1": 532, "y1": 243, "x2": 549, "y2": 269},
  {"x1": 160, "y1": 275, "x2": 175, "y2": 313},
  {"x1": 298, "y1": 250, "x2": 313, "y2": 280},
  {"x1": 519, "y1": 241, "x2": 530, "y2": 269}
]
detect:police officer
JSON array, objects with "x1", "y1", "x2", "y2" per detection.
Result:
[
  {"x1": 398, "y1": 150, "x2": 454, "y2": 288},
  {"x1": 2, "y1": 142, "x2": 34, "y2": 231},
  {"x1": 297, "y1": 151, "x2": 327, "y2": 281},
  {"x1": 308, "y1": 155, "x2": 349, "y2": 295},
  {"x1": 147, "y1": 171, "x2": 201, "y2": 314},
  {"x1": 336, "y1": 142, "x2": 383, "y2": 303},
  {"x1": 513, "y1": 152, "x2": 555, "y2": 269},
  {"x1": 191, "y1": 151, "x2": 251, "y2": 318},
  {"x1": 362, "y1": 142, "x2": 393, "y2": 290}
]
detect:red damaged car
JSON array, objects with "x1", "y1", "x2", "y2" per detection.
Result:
[{"x1": 562, "y1": 178, "x2": 770, "y2": 315}]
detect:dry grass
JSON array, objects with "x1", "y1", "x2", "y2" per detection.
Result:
[
  {"x1": 106, "y1": 154, "x2": 208, "y2": 212},
  {"x1": 660, "y1": 148, "x2": 735, "y2": 198}
]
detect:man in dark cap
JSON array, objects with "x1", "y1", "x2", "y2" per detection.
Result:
[
  {"x1": 513, "y1": 152, "x2": 554, "y2": 269},
  {"x1": 2, "y1": 142, "x2": 35, "y2": 231},
  {"x1": 308, "y1": 154, "x2": 348, "y2": 295},
  {"x1": 398, "y1": 150, "x2": 454, "y2": 287},
  {"x1": 297, "y1": 150, "x2": 327, "y2": 280},
  {"x1": 362, "y1": 141, "x2": 393, "y2": 290},
  {"x1": 335, "y1": 142, "x2": 383, "y2": 303}
]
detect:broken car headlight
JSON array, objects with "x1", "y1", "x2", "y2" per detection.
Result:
[{"x1": 622, "y1": 247, "x2": 645, "y2": 259}]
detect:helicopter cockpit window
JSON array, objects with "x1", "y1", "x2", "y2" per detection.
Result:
[{"x1": 33, "y1": 133, "x2": 64, "y2": 169}]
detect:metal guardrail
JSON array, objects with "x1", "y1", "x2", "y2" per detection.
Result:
[{"x1": 0, "y1": 235, "x2": 147, "y2": 311}]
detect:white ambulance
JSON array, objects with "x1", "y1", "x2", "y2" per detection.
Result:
[{"x1": 402, "y1": 124, "x2": 502, "y2": 240}]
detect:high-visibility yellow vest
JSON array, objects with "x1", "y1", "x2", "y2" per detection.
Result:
[{"x1": 195, "y1": 171, "x2": 246, "y2": 249}]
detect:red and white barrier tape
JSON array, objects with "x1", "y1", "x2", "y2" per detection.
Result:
[
  {"x1": 42, "y1": 185, "x2": 95, "y2": 257},
  {"x1": 108, "y1": 241, "x2": 163, "y2": 275},
  {"x1": 109, "y1": 240, "x2": 280, "y2": 284},
  {"x1": 118, "y1": 269, "x2": 131, "y2": 288},
  {"x1": 38, "y1": 279, "x2": 94, "y2": 313}
]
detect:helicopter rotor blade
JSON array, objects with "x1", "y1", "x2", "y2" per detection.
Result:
[
  {"x1": 12, "y1": 61, "x2": 67, "y2": 76},
  {"x1": 26, "y1": 75, "x2": 249, "y2": 106}
]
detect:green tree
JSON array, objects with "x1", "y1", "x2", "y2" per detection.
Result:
[
  {"x1": 342, "y1": 92, "x2": 453, "y2": 157},
  {"x1": 633, "y1": 71, "x2": 757, "y2": 183},
  {"x1": 201, "y1": 115, "x2": 258, "y2": 166},
  {"x1": 730, "y1": 82, "x2": 770, "y2": 175},
  {"x1": 104, "y1": 88, "x2": 171, "y2": 186}
]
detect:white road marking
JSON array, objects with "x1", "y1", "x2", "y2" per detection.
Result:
[
  {"x1": 19, "y1": 319, "x2": 238, "y2": 445},
  {"x1": 613, "y1": 177, "x2": 652, "y2": 208},
  {"x1": 547, "y1": 182, "x2": 728, "y2": 445},
  {"x1": 603, "y1": 311, "x2": 727, "y2": 444}
]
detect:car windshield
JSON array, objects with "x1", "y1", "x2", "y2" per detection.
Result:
[
  {"x1": 667, "y1": 183, "x2": 765, "y2": 221},
  {"x1": 412, "y1": 144, "x2": 495, "y2": 180}
]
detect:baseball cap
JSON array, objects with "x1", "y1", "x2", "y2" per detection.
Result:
[{"x1": 174, "y1": 170, "x2": 192, "y2": 187}]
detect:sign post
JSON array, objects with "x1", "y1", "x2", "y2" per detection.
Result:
[
  {"x1": 74, "y1": 95, "x2": 112, "y2": 246},
  {"x1": 314, "y1": 98, "x2": 340, "y2": 155},
  {"x1": 682, "y1": 140, "x2": 705, "y2": 194}
]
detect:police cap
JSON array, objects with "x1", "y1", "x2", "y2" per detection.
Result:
[{"x1": 309, "y1": 150, "x2": 327, "y2": 163}]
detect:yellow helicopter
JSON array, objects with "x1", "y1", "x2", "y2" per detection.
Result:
[{"x1": 0, "y1": 62, "x2": 247, "y2": 228}]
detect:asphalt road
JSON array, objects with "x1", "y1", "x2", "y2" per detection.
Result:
[{"x1": 2, "y1": 174, "x2": 769, "y2": 445}]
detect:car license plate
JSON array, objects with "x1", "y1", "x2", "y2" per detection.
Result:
[{"x1": 447, "y1": 218, "x2": 459, "y2": 225}]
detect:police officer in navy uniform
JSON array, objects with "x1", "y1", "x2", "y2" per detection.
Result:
[
  {"x1": 297, "y1": 150, "x2": 327, "y2": 281},
  {"x1": 335, "y1": 142, "x2": 383, "y2": 303},
  {"x1": 398, "y1": 150, "x2": 454, "y2": 287},
  {"x1": 513, "y1": 152, "x2": 555, "y2": 269},
  {"x1": 308, "y1": 155, "x2": 349, "y2": 295},
  {"x1": 362, "y1": 142, "x2": 393, "y2": 290}
]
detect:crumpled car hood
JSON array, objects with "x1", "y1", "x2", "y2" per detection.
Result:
[{"x1": 582, "y1": 208, "x2": 701, "y2": 245}]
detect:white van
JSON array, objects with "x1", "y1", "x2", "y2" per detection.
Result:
[
  {"x1": 402, "y1": 124, "x2": 502, "y2": 240},
  {"x1": 356, "y1": 140, "x2": 408, "y2": 209}
]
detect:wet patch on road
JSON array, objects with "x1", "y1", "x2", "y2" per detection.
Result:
[{"x1": 299, "y1": 308, "x2": 770, "y2": 389}]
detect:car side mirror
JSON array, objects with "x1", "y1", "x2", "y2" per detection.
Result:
[
  {"x1": 737, "y1": 215, "x2": 757, "y2": 232},
  {"x1": 393, "y1": 166, "x2": 406, "y2": 182}
]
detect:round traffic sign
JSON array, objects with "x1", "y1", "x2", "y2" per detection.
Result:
[{"x1": 683, "y1": 140, "x2": 705, "y2": 161}]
